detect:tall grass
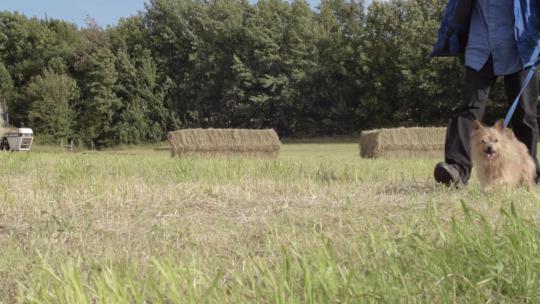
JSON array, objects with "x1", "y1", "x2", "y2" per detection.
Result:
[
  {"x1": 17, "y1": 203, "x2": 540, "y2": 303},
  {"x1": 0, "y1": 144, "x2": 539, "y2": 302}
]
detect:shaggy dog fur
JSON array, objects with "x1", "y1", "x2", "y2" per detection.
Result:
[{"x1": 471, "y1": 119, "x2": 535, "y2": 191}]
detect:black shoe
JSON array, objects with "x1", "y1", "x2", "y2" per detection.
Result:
[{"x1": 434, "y1": 162, "x2": 462, "y2": 187}]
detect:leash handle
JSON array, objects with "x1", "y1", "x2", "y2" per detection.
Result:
[{"x1": 504, "y1": 66, "x2": 537, "y2": 127}]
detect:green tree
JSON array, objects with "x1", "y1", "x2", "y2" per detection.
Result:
[
  {"x1": 144, "y1": 0, "x2": 200, "y2": 127},
  {"x1": 26, "y1": 70, "x2": 78, "y2": 143},
  {"x1": 363, "y1": 0, "x2": 462, "y2": 128},
  {"x1": 305, "y1": 0, "x2": 366, "y2": 135},
  {"x1": 0, "y1": 61, "x2": 14, "y2": 113},
  {"x1": 74, "y1": 46, "x2": 121, "y2": 147},
  {"x1": 229, "y1": 0, "x2": 320, "y2": 135},
  {"x1": 113, "y1": 48, "x2": 170, "y2": 144},
  {"x1": 0, "y1": 12, "x2": 83, "y2": 127}
]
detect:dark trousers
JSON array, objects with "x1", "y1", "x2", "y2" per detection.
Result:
[{"x1": 445, "y1": 59, "x2": 540, "y2": 183}]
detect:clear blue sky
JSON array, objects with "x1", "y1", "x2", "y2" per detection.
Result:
[
  {"x1": 1, "y1": 0, "x2": 350, "y2": 28},
  {"x1": 2, "y1": 0, "x2": 149, "y2": 28}
]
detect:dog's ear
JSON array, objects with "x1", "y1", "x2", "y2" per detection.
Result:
[
  {"x1": 472, "y1": 120, "x2": 483, "y2": 131},
  {"x1": 494, "y1": 119, "x2": 505, "y2": 131}
]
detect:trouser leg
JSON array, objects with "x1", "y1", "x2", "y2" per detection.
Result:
[
  {"x1": 504, "y1": 68, "x2": 540, "y2": 180},
  {"x1": 444, "y1": 61, "x2": 497, "y2": 183}
]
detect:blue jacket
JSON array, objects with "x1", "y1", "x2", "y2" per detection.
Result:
[{"x1": 432, "y1": 0, "x2": 540, "y2": 68}]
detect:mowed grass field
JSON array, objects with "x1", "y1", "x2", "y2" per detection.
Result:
[{"x1": 1, "y1": 142, "x2": 540, "y2": 303}]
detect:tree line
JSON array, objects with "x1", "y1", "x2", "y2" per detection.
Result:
[{"x1": 0, "y1": 0, "x2": 509, "y2": 147}]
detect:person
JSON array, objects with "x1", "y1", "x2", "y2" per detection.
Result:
[{"x1": 431, "y1": 0, "x2": 540, "y2": 187}]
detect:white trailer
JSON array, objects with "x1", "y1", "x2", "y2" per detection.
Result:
[{"x1": 1, "y1": 128, "x2": 33, "y2": 151}]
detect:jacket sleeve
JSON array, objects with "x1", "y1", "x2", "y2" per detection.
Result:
[
  {"x1": 432, "y1": 0, "x2": 472, "y2": 57},
  {"x1": 514, "y1": 0, "x2": 540, "y2": 67}
]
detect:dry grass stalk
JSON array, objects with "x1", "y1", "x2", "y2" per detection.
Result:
[
  {"x1": 168, "y1": 128, "x2": 281, "y2": 158},
  {"x1": 360, "y1": 127, "x2": 446, "y2": 158},
  {"x1": 0, "y1": 106, "x2": 3, "y2": 134}
]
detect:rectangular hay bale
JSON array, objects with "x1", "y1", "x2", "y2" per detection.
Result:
[
  {"x1": 168, "y1": 128, "x2": 281, "y2": 159},
  {"x1": 360, "y1": 127, "x2": 446, "y2": 158}
]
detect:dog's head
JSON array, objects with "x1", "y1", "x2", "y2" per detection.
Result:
[{"x1": 471, "y1": 119, "x2": 514, "y2": 161}]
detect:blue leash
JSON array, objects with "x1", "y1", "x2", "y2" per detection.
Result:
[{"x1": 503, "y1": 66, "x2": 537, "y2": 127}]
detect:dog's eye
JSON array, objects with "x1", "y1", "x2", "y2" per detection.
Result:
[
  {"x1": 481, "y1": 139, "x2": 486, "y2": 144},
  {"x1": 494, "y1": 138, "x2": 498, "y2": 143}
]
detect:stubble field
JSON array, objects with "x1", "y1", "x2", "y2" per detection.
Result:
[{"x1": 1, "y1": 142, "x2": 540, "y2": 303}]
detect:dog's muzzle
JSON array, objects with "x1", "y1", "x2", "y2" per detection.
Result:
[{"x1": 484, "y1": 146, "x2": 496, "y2": 158}]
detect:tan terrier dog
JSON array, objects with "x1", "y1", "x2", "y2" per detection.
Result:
[{"x1": 470, "y1": 119, "x2": 535, "y2": 191}]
